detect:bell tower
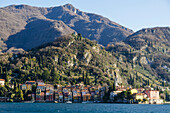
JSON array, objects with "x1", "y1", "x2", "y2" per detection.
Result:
[{"x1": 114, "y1": 72, "x2": 119, "y2": 87}]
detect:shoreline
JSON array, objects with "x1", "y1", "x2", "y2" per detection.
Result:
[{"x1": 0, "y1": 101, "x2": 169, "y2": 105}]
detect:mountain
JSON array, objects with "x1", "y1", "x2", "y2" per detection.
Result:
[
  {"x1": 0, "y1": 4, "x2": 169, "y2": 87},
  {"x1": 6, "y1": 19, "x2": 74, "y2": 50},
  {"x1": 107, "y1": 27, "x2": 170, "y2": 82},
  {"x1": 0, "y1": 34, "x2": 167, "y2": 87},
  {"x1": 125, "y1": 27, "x2": 170, "y2": 49},
  {"x1": 0, "y1": 4, "x2": 75, "y2": 53},
  {"x1": 45, "y1": 4, "x2": 133, "y2": 45},
  {"x1": 0, "y1": 4, "x2": 133, "y2": 53}
]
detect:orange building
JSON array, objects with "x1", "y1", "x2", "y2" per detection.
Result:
[{"x1": 82, "y1": 94, "x2": 91, "y2": 101}]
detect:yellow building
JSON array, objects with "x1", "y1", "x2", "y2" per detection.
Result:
[
  {"x1": 133, "y1": 93, "x2": 144, "y2": 100},
  {"x1": 26, "y1": 84, "x2": 32, "y2": 90},
  {"x1": 131, "y1": 89, "x2": 138, "y2": 94}
]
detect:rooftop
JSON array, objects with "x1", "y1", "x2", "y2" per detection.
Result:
[{"x1": 0, "y1": 79, "x2": 5, "y2": 81}]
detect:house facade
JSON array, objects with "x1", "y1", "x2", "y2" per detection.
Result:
[{"x1": 0, "y1": 79, "x2": 5, "y2": 86}]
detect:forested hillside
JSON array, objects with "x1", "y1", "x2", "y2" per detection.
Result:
[
  {"x1": 0, "y1": 34, "x2": 168, "y2": 88},
  {"x1": 107, "y1": 27, "x2": 170, "y2": 83}
]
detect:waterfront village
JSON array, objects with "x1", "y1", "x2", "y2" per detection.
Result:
[{"x1": 0, "y1": 78, "x2": 169, "y2": 104}]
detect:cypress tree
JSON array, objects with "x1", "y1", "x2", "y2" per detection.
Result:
[{"x1": 0, "y1": 65, "x2": 2, "y2": 75}]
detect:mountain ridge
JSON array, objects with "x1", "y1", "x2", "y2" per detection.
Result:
[
  {"x1": 107, "y1": 27, "x2": 170, "y2": 82},
  {"x1": 0, "y1": 4, "x2": 133, "y2": 53}
]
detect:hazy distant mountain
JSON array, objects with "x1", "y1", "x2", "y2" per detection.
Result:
[{"x1": 0, "y1": 4, "x2": 133, "y2": 53}]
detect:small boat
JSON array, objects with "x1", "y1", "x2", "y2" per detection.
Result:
[
  {"x1": 82, "y1": 101, "x2": 87, "y2": 104},
  {"x1": 66, "y1": 101, "x2": 72, "y2": 104},
  {"x1": 54, "y1": 101, "x2": 58, "y2": 103},
  {"x1": 23, "y1": 101, "x2": 35, "y2": 103},
  {"x1": 82, "y1": 101, "x2": 93, "y2": 104}
]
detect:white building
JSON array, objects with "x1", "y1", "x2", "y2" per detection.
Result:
[{"x1": 0, "y1": 79, "x2": 5, "y2": 86}]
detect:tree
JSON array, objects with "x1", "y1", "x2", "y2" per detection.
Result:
[
  {"x1": 18, "y1": 89, "x2": 24, "y2": 101},
  {"x1": 78, "y1": 33, "x2": 82, "y2": 40},
  {"x1": 51, "y1": 67, "x2": 60, "y2": 83},
  {"x1": 103, "y1": 87, "x2": 110, "y2": 102},
  {"x1": 143, "y1": 98, "x2": 147, "y2": 102},
  {"x1": 42, "y1": 69, "x2": 50, "y2": 82},
  {"x1": 5, "y1": 68, "x2": 9, "y2": 85},
  {"x1": 0, "y1": 65, "x2": 2, "y2": 75},
  {"x1": 32, "y1": 84, "x2": 37, "y2": 93},
  {"x1": 113, "y1": 82, "x2": 116, "y2": 91},
  {"x1": 14, "y1": 80, "x2": 18, "y2": 92},
  {"x1": 147, "y1": 80, "x2": 150, "y2": 86},
  {"x1": 15, "y1": 89, "x2": 24, "y2": 101},
  {"x1": 165, "y1": 89, "x2": 170, "y2": 101},
  {"x1": 117, "y1": 91, "x2": 127, "y2": 102},
  {"x1": 94, "y1": 74, "x2": 97, "y2": 85},
  {"x1": 126, "y1": 90, "x2": 133, "y2": 101},
  {"x1": 0, "y1": 86, "x2": 6, "y2": 96},
  {"x1": 82, "y1": 71, "x2": 85, "y2": 82},
  {"x1": 137, "y1": 99, "x2": 141, "y2": 102}
]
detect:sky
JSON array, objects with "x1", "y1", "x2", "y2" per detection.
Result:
[{"x1": 0, "y1": 0, "x2": 170, "y2": 31}]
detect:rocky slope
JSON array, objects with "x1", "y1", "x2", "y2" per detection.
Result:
[
  {"x1": 125, "y1": 27, "x2": 170, "y2": 49},
  {"x1": 0, "y1": 34, "x2": 166, "y2": 87},
  {"x1": 0, "y1": 4, "x2": 133, "y2": 53},
  {"x1": 107, "y1": 27, "x2": 170, "y2": 82},
  {"x1": 45, "y1": 4, "x2": 133, "y2": 45}
]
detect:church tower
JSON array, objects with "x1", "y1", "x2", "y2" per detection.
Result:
[{"x1": 114, "y1": 72, "x2": 119, "y2": 87}]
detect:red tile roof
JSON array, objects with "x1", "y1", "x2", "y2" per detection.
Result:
[
  {"x1": 37, "y1": 85, "x2": 44, "y2": 86},
  {"x1": 26, "y1": 81, "x2": 36, "y2": 83}
]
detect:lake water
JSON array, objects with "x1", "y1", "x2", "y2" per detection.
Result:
[{"x1": 0, "y1": 103, "x2": 169, "y2": 113}]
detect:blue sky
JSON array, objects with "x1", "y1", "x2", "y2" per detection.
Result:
[{"x1": 0, "y1": 0, "x2": 170, "y2": 31}]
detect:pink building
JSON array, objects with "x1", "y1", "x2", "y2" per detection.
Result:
[
  {"x1": 144, "y1": 90, "x2": 159, "y2": 100},
  {"x1": 149, "y1": 91, "x2": 159, "y2": 100}
]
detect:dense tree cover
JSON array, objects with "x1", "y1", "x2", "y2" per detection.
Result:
[
  {"x1": 106, "y1": 28, "x2": 170, "y2": 82},
  {"x1": 0, "y1": 33, "x2": 168, "y2": 95},
  {"x1": 114, "y1": 90, "x2": 133, "y2": 102}
]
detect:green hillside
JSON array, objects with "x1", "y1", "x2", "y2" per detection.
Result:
[
  {"x1": 107, "y1": 27, "x2": 170, "y2": 84},
  {"x1": 0, "y1": 33, "x2": 167, "y2": 88}
]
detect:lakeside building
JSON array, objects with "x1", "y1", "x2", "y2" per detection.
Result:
[
  {"x1": 137, "y1": 88, "x2": 145, "y2": 93},
  {"x1": 20, "y1": 84, "x2": 27, "y2": 90},
  {"x1": 25, "y1": 81, "x2": 36, "y2": 85},
  {"x1": 37, "y1": 84, "x2": 45, "y2": 92},
  {"x1": 0, "y1": 79, "x2": 5, "y2": 86},
  {"x1": 82, "y1": 94, "x2": 91, "y2": 102},
  {"x1": 36, "y1": 89, "x2": 45, "y2": 102},
  {"x1": 72, "y1": 89, "x2": 81, "y2": 103},
  {"x1": 58, "y1": 91, "x2": 64, "y2": 103},
  {"x1": 132, "y1": 93, "x2": 145, "y2": 100},
  {"x1": 1, "y1": 78, "x2": 167, "y2": 104},
  {"x1": 130, "y1": 89, "x2": 138, "y2": 95},
  {"x1": 144, "y1": 90, "x2": 163, "y2": 104},
  {"x1": 0, "y1": 97, "x2": 9, "y2": 102},
  {"x1": 45, "y1": 84, "x2": 54, "y2": 102}
]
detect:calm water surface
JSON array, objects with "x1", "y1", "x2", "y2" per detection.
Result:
[{"x1": 0, "y1": 103, "x2": 169, "y2": 113}]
